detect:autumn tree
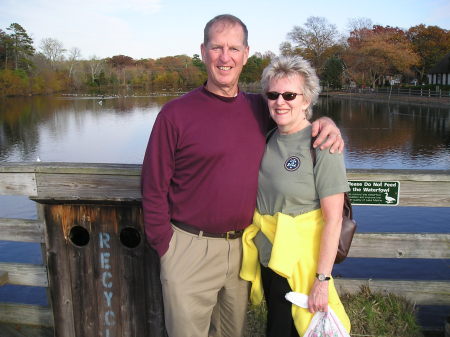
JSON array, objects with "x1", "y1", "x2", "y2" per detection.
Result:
[
  {"x1": 407, "y1": 24, "x2": 450, "y2": 83},
  {"x1": 154, "y1": 71, "x2": 180, "y2": 90},
  {"x1": 344, "y1": 25, "x2": 419, "y2": 87},
  {"x1": 67, "y1": 47, "x2": 81, "y2": 79},
  {"x1": 107, "y1": 55, "x2": 135, "y2": 85},
  {"x1": 6, "y1": 23, "x2": 35, "y2": 70},
  {"x1": 129, "y1": 64, "x2": 151, "y2": 89},
  {"x1": 39, "y1": 38, "x2": 66, "y2": 69},
  {"x1": 154, "y1": 55, "x2": 205, "y2": 89},
  {"x1": 85, "y1": 55, "x2": 104, "y2": 85},
  {"x1": 109, "y1": 55, "x2": 134, "y2": 68},
  {"x1": 346, "y1": 17, "x2": 373, "y2": 37},
  {"x1": 282, "y1": 17, "x2": 341, "y2": 73},
  {"x1": 133, "y1": 58, "x2": 156, "y2": 90}
]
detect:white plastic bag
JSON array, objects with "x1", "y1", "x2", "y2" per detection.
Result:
[{"x1": 285, "y1": 292, "x2": 350, "y2": 337}]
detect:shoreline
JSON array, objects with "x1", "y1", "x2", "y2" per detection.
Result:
[{"x1": 322, "y1": 91, "x2": 450, "y2": 108}]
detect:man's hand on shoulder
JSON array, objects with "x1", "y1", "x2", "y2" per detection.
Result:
[{"x1": 311, "y1": 117, "x2": 344, "y2": 154}]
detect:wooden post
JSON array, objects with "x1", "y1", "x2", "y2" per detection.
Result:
[{"x1": 35, "y1": 202, "x2": 53, "y2": 327}]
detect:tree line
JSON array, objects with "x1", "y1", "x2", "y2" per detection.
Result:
[
  {"x1": 281, "y1": 17, "x2": 450, "y2": 89},
  {"x1": 1, "y1": 18, "x2": 449, "y2": 96}
]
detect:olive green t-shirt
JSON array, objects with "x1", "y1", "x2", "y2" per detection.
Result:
[{"x1": 254, "y1": 125, "x2": 350, "y2": 266}]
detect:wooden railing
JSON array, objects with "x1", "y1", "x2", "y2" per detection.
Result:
[
  {"x1": 0, "y1": 163, "x2": 449, "y2": 334},
  {"x1": 336, "y1": 87, "x2": 450, "y2": 99}
]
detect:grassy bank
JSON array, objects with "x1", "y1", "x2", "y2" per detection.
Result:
[{"x1": 244, "y1": 286, "x2": 426, "y2": 337}]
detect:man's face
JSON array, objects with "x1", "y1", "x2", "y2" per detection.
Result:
[{"x1": 201, "y1": 22, "x2": 249, "y2": 97}]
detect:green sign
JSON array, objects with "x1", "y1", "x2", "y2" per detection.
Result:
[{"x1": 348, "y1": 180, "x2": 400, "y2": 205}]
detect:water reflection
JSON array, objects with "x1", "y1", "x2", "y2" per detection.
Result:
[
  {"x1": 0, "y1": 96, "x2": 167, "y2": 163},
  {"x1": 1, "y1": 95, "x2": 449, "y2": 168},
  {"x1": 316, "y1": 97, "x2": 450, "y2": 169}
]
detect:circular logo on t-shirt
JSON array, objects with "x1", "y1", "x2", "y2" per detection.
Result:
[{"x1": 284, "y1": 156, "x2": 301, "y2": 171}]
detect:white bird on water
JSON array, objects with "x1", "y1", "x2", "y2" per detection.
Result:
[
  {"x1": 36, "y1": 156, "x2": 41, "y2": 162},
  {"x1": 384, "y1": 192, "x2": 396, "y2": 203}
]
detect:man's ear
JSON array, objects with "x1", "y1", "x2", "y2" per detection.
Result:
[
  {"x1": 243, "y1": 46, "x2": 249, "y2": 66},
  {"x1": 200, "y1": 43, "x2": 206, "y2": 62}
]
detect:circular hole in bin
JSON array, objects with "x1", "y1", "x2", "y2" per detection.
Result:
[
  {"x1": 120, "y1": 227, "x2": 141, "y2": 249},
  {"x1": 69, "y1": 226, "x2": 90, "y2": 247}
]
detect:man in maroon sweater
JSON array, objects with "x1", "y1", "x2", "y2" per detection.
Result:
[{"x1": 141, "y1": 14, "x2": 343, "y2": 337}]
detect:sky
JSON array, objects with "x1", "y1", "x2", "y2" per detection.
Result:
[{"x1": 1, "y1": 0, "x2": 450, "y2": 60}]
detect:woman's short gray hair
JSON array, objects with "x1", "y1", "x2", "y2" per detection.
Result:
[{"x1": 261, "y1": 55, "x2": 321, "y2": 120}]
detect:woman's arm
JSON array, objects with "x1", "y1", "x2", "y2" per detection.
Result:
[{"x1": 307, "y1": 193, "x2": 344, "y2": 313}]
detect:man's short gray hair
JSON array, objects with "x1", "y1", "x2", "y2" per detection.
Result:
[
  {"x1": 261, "y1": 55, "x2": 321, "y2": 120},
  {"x1": 203, "y1": 14, "x2": 248, "y2": 47}
]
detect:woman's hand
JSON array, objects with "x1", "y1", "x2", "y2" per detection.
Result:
[
  {"x1": 311, "y1": 117, "x2": 344, "y2": 153},
  {"x1": 308, "y1": 279, "x2": 329, "y2": 313}
]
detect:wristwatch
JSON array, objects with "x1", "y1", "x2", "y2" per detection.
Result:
[{"x1": 315, "y1": 273, "x2": 331, "y2": 282}]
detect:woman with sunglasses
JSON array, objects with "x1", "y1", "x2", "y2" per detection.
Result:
[{"x1": 240, "y1": 56, "x2": 351, "y2": 337}]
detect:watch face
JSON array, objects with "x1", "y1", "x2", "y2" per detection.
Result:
[{"x1": 316, "y1": 273, "x2": 329, "y2": 281}]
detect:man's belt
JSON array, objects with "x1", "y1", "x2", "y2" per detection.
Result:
[{"x1": 171, "y1": 220, "x2": 244, "y2": 240}]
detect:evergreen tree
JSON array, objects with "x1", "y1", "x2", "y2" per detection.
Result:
[
  {"x1": 322, "y1": 57, "x2": 344, "y2": 89},
  {"x1": 6, "y1": 23, "x2": 35, "y2": 71},
  {"x1": 192, "y1": 54, "x2": 206, "y2": 73},
  {"x1": 0, "y1": 29, "x2": 13, "y2": 69}
]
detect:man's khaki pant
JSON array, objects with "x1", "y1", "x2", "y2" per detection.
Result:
[{"x1": 159, "y1": 225, "x2": 249, "y2": 337}]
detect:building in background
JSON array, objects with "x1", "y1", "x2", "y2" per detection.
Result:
[{"x1": 428, "y1": 51, "x2": 450, "y2": 85}]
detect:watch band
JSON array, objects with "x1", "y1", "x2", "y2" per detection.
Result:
[{"x1": 315, "y1": 273, "x2": 331, "y2": 281}]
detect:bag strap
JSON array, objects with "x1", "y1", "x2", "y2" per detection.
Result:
[
  {"x1": 309, "y1": 137, "x2": 353, "y2": 220},
  {"x1": 309, "y1": 137, "x2": 317, "y2": 166},
  {"x1": 266, "y1": 127, "x2": 277, "y2": 144}
]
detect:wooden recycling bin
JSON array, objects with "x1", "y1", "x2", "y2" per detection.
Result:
[{"x1": 36, "y1": 200, "x2": 167, "y2": 337}]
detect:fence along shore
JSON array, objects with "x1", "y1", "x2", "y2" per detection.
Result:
[{"x1": 0, "y1": 163, "x2": 449, "y2": 336}]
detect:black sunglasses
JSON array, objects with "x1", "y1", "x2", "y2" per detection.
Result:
[{"x1": 265, "y1": 91, "x2": 302, "y2": 101}]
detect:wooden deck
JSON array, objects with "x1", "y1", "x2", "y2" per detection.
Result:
[{"x1": 0, "y1": 322, "x2": 53, "y2": 337}]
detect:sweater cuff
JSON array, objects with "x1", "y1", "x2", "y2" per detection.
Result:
[{"x1": 151, "y1": 229, "x2": 173, "y2": 258}]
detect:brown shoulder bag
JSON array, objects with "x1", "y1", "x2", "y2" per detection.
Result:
[{"x1": 310, "y1": 138, "x2": 357, "y2": 264}]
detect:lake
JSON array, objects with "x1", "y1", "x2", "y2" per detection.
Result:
[
  {"x1": 1, "y1": 95, "x2": 449, "y2": 168},
  {"x1": 0, "y1": 94, "x2": 449, "y2": 326}
]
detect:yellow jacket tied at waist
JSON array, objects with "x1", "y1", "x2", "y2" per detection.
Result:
[{"x1": 239, "y1": 209, "x2": 350, "y2": 336}]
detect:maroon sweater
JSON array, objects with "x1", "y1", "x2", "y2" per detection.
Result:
[{"x1": 141, "y1": 86, "x2": 272, "y2": 257}]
